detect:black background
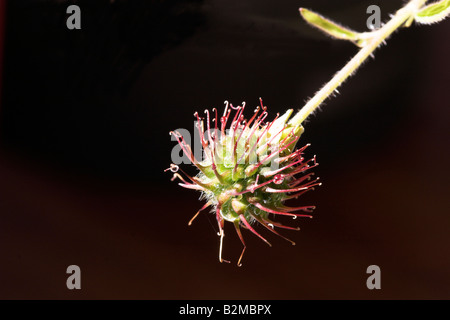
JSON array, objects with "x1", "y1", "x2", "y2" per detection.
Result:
[{"x1": 0, "y1": 0, "x2": 449, "y2": 299}]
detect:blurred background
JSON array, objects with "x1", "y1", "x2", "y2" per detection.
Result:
[{"x1": 0, "y1": 0, "x2": 449, "y2": 299}]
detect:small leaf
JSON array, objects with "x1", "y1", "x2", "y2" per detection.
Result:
[
  {"x1": 415, "y1": 0, "x2": 450, "y2": 24},
  {"x1": 300, "y1": 8, "x2": 361, "y2": 41}
]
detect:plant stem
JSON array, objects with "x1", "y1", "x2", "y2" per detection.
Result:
[{"x1": 289, "y1": 0, "x2": 427, "y2": 126}]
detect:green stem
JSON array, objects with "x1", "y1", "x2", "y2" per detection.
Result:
[{"x1": 289, "y1": 0, "x2": 427, "y2": 126}]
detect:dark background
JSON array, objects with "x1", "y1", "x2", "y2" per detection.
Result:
[{"x1": 0, "y1": 0, "x2": 449, "y2": 299}]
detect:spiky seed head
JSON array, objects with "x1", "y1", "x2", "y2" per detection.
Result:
[{"x1": 166, "y1": 99, "x2": 320, "y2": 266}]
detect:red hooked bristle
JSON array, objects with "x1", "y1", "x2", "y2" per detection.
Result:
[
  {"x1": 261, "y1": 217, "x2": 301, "y2": 230},
  {"x1": 279, "y1": 205, "x2": 316, "y2": 213},
  {"x1": 289, "y1": 172, "x2": 314, "y2": 188},
  {"x1": 178, "y1": 183, "x2": 206, "y2": 191},
  {"x1": 229, "y1": 103, "x2": 241, "y2": 122},
  {"x1": 237, "y1": 101, "x2": 246, "y2": 120},
  {"x1": 229, "y1": 104, "x2": 242, "y2": 155},
  {"x1": 233, "y1": 221, "x2": 246, "y2": 267},
  {"x1": 232, "y1": 174, "x2": 286, "y2": 196},
  {"x1": 194, "y1": 112, "x2": 208, "y2": 150},
  {"x1": 204, "y1": 109, "x2": 213, "y2": 150},
  {"x1": 265, "y1": 178, "x2": 321, "y2": 193},
  {"x1": 262, "y1": 157, "x2": 306, "y2": 177},
  {"x1": 283, "y1": 188, "x2": 313, "y2": 200},
  {"x1": 221, "y1": 101, "x2": 232, "y2": 137},
  {"x1": 285, "y1": 158, "x2": 318, "y2": 177},
  {"x1": 168, "y1": 171, "x2": 205, "y2": 191},
  {"x1": 239, "y1": 214, "x2": 272, "y2": 247},
  {"x1": 251, "y1": 202, "x2": 313, "y2": 218},
  {"x1": 163, "y1": 163, "x2": 179, "y2": 173},
  {"x1": 258, "y1": 97, "x2": 267, "y2": 111},
  {"x1": 169, "y1": 166, "x2": 210, "y2": 190},
  {"x1": 212, "y1": 107, "x2": 219, "y2": 146},
  {"x1": 217, "y1": 206, "x2": 230, "y2": 264},
  {"x1": 243, "y1": 105, "x2": 260, "y2": 130},
  {"x1": 251, "y1": 214, "x2": 296, "y2": 245},
  {"x1": 188, "y1": 201, "x2": 212, "y2": 226},
  {"x1": 216, "y1": 205, "x2": 224, "y2": 230}
]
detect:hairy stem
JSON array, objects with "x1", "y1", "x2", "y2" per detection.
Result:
[{"x1": 289, "y1": 0, "x2": 427, "y2": 126}]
